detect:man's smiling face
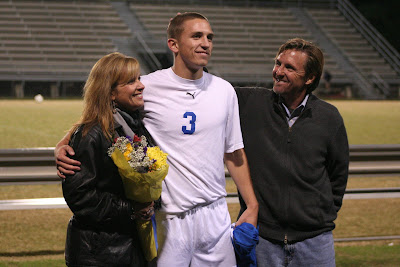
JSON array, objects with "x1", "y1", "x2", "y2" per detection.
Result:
[
  {"x1": 175, "y1": 18, "x2": 214, "y2": 73},
  {"x1": 272, "y1": 49, "x2": 313, "y2": 98}
]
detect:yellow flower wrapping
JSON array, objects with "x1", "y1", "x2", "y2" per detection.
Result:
[
  {"x1": 137, "y1": 219, "x2": 157, "y2": 261},
  {"x1": 110, "y1": 148, "x2": 169, "y2": 261},
  {"x1": 111, "y1": 148, "x2": 168, "y2": 202}
]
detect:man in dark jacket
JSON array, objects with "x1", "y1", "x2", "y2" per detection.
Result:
[{"x1": 236, "y1": 38, "x2": 349, "y2": 266}]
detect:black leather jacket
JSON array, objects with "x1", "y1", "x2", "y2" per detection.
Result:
[{"x1": 63, "y1": 110, "x2": 152, "y2": 266}]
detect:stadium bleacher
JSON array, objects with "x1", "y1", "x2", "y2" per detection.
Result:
[
  {"x1": 306, "y1": 8, "x2": 399, "y2": 85},
  {"x1": 0, "y1": 0, "x2": 398, "y2": 99},
  {"x1": 131, "y1": 3, "x2": 350, "y2": 89},
  {"x1": 0, "y1": 1, "x2": 127, "y2": 82}
]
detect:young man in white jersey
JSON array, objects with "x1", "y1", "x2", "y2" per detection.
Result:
[{"x1": 55, "y1": 12, "x2": 258, "y2": 266}]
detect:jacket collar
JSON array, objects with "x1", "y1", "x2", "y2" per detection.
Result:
[
  {"x1": 272, "y1": 91, "x2": 318, "y2": 109},
  {"x1": 272, "y1": 91, "x2": 319, "y2": 120}
]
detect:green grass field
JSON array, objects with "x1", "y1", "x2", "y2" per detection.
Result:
[
  {"x1": 1, "y1": 177, "x2": 399, "y2": 265},
  {"x1": 333, "y1": 101, "x2": 400, "y2": 144},
  {"x1": 1, "y1": 99, "x2": 400, "y2": 266},
  {"x1": 0, "y1": 100, "x2": 82, "y2": 149},
  {"x1": 1, "y1": 99, "x2": 400, "y2": 148}
]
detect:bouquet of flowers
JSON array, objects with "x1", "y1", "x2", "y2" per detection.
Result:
[{"x1": 108, "y1": 134, "x2": 168, "y2": 261}]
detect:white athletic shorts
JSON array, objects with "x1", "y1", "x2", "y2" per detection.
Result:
[{"x1": 157, "y1": 197, "x2": 236, "y2": 267}]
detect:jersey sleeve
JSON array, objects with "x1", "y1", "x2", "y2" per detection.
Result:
[{"x1": 224, "y1": 86, "x2": 244, "y2": 153}]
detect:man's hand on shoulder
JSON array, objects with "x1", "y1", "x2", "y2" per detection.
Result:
[{"x1": 55, "y1": 145, "x2": 81, "y2": 179}]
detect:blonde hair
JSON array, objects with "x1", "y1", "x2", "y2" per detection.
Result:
[{"x1": 74, "y1": 52, "x2": 140, "y2": 139}]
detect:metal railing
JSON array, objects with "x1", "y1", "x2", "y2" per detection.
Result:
[
  {"x1": 131, "y1": 32, "x2": 162, "y2": 71},
  {"x1": 1, "y1": 145, "x2": 399, "y2": 243},
  {"x1": 370, "y1": 71, "x2": 390, "y2": 97},
  {"x1": 337, "y1": 0, "x2": 400, "y2": 75},
  {"x1": 1, "y1": 144, "x2": 400, "y2": 184}
]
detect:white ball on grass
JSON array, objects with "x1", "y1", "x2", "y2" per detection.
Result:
[{"x1": 34, "y1": 94, "x2": 44, "y2": 103}]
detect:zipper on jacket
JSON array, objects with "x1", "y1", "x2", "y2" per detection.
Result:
[{"x1": 287, "y1": 126, "x2": 292, "y2": 143}]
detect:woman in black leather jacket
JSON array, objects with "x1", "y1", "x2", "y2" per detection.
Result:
[{"x1": 61, "y1": 52, "x2": 154, "y2": 267}]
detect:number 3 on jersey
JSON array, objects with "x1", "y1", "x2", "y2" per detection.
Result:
[{"x1": 182, "y1": 112, "x2": 196, "y2": 134}]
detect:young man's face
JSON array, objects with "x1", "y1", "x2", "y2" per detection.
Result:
[
  {"x1": 175, "y1": 18, "x2": 214, "y2": 72},
  {"x1": 272, "y1": 49, "x2": 313, "y2": 98}
]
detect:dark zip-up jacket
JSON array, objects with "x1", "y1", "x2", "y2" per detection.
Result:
[{"x1": 235, "y1": 87, "x2": 349, "y2": 243}]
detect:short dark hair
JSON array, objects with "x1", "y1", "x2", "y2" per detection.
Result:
[
  {"x1": 167, "y1": 12, "x2": 209, "y2": 40},
  {"x1": 276, "y1": 38, "x2": 324, "y2": 93}
]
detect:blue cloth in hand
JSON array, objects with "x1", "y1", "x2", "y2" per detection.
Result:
[{"x1": 232, "y1": 222, "x2": 259, "y2": 267}]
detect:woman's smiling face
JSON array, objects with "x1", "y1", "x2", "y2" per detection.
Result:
[{"x1": 112, "y1": 77, "x2": 145, "y2": 112}]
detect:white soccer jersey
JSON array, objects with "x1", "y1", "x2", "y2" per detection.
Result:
[{"x1": 141, "y1": 68, "x2": 243, "y2": 215}]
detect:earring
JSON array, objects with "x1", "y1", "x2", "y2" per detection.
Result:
[{"x1": 112, "y1": 100, "x2": 117, "y2": 114}]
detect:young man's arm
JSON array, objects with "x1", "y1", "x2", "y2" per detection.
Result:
[
  {"x1": 55, "y1": 131, "x2": 81, "y2": 178},
  {"x1": 224, "y1": 148, "x2": 258, "y2": 227}
]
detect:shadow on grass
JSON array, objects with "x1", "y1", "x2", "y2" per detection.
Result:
[{"x1": 0, "y1": 250, "x2": 64, "y2": 257}]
